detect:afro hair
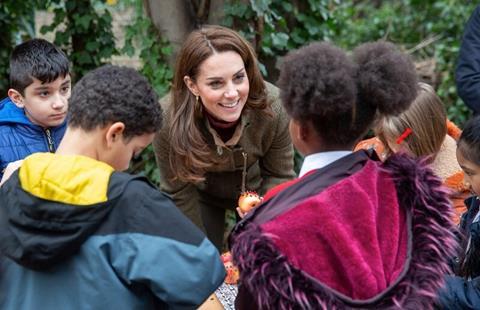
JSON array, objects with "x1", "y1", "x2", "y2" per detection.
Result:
[
  {"x1": 278, "y1": 41, "x2": 418, "y2": 147},
  {"x1": 68, "y1": 65, "x2": 162, "y2": 139}
]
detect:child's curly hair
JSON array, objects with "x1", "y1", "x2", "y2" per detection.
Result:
[
  {"x1": 278, "y1": 41, "x2": 418, "y2": 148},
  {"x1": 68, "y1": 65, "x2": 162, "y2": 140}
]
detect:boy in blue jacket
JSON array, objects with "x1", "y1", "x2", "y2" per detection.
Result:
[
  {"x1": 0, "y1": 65, "x2": 225, "y2": 309},
  {"x1": 0, "y1": 38, "x2": 70, "y2": 179}
]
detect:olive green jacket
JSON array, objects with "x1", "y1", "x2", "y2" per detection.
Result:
[{"x1": 152, "y1": 83, "x2": 295, "y2": 229}]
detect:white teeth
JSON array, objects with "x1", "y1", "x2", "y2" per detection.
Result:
[{"x1": 220, "y1": 100, "x2": 239, "y2": 108}]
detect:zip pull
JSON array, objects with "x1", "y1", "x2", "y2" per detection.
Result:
[
  {"x1": 241, "y1": 152, "x2": 247, "y2": 193},
  {"x1": 45, "y1": 129, "x2": 55, "y2": 152}
]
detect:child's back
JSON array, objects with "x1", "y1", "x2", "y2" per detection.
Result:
[
  {"x1": 0, "y1": 38, "x2": 70, "y2": 179},
  {"x1": 0, "y1": 65, "x2": 225, "y2": 309},
  {"x1": 231, "y1": 42, "x2": 457, "y2": 309}
]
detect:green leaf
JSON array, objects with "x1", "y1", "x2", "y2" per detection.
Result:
[
  {"x1": 76, "y1": 51, "x2": 92, "y2": 65},
  {"x1": 250, "y1": 0, "x2": 271, "y2": 16},
  {"x1": 75, "y1": 15, "x2": 92, "y2": 30},
  {"x1": 271, "y1": 32, "x2": 289, "y2": 49},
  {"x1": 85, "y1": 41, "x2": 99, "y2": 52}
]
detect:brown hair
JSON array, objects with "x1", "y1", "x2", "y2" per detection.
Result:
[
  {"x1": 169, "y1": 25, "x2": 268, "y2": 182},
  {"x1": 375, "y1": 82, "x2": 447, "y2": 159}
]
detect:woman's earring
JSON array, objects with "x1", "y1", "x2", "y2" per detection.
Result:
[{"x1": 194, "y1": 95, "x2": 203, "y2": 117}]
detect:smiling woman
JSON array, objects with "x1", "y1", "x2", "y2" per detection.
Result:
[
  {"x1": 153, "y1": 25, "x2": 295, "y2": 250},
  {"x1": 184, "y1": 51, "x2": 249, "y2": 123}
]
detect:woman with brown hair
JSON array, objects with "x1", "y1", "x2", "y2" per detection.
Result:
[{"x1": 153, "y1": 25, "x2": 295, "y2": 250}]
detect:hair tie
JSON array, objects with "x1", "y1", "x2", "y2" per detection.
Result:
[{"x1": 396, "y1": 128, "x2": 413, "y2": 144}]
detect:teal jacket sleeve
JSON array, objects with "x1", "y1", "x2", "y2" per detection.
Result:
[
  {"x1": 111, "y1": 234, "x2": 225, "y2": 308},
  {"x1": 108, "y1": 183, "x2": 225, "y2": 308}
]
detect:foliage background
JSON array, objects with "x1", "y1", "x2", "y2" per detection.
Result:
[{"x1": 0, "y1": 0, "x2": 477, "y2": 183}]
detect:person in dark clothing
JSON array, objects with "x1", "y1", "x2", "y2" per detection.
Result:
[
  {"x1": 438, "y1": 116, "x2": 480, "y2": 309},
  {"x1": 456, "y1": 5, "x2": 480, "y2": 113},
  {"x1": 0, "y1": 65, "x2": 225, "y2": 309},
  {"x1": 0, "y1": 38, "x2": 70, "y2": 181},
  {"x1": 230, "y1": 41, "x2": 457, "y2": 309}
]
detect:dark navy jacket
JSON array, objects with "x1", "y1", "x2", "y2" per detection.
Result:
[
  {"x1": 438, "y1": 196, "x2": 480, "y2": 309},
  {"x1": 0, "y1": 97, "x2": 66, "y2": 179},
  {"x1": 456, "y1": 5, "x2": 480, "y2": 113}
]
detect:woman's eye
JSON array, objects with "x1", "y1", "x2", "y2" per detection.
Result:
[
  {"x1": 61, "y1": 86, "x2": 70, "y2": 93},
  {"x1": 209, "y1": 81, "x2": 222, "y2": 88},
  {"x1": 234, "y1": 74, "x2": 245, "y2": 82},
  {"x1": 39, "y1": 92, "x2": 49, "y2": 97}
]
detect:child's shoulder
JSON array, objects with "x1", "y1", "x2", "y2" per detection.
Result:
[
  {"x1": 107, "y1": 172, "x2": 205, "y2": 242},
  {"x1": 0, "y1": 97, "x2": 31, "y2": 126},
  {"x1": 112, "y1": 173, "x2": 178, "y2": 214}
]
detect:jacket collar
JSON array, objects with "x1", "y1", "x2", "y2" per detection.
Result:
[{"x1": 203, "y1": 109, "x2": 251, "y2": 147}]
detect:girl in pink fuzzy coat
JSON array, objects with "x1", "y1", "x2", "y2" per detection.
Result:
[{"x1": 230, "y1": 41, "x2": 457, "y2": 309}]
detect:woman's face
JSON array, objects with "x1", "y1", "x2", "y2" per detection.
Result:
[{"x1": 185, "y1": 51, "x2": 250, "y2": 123}]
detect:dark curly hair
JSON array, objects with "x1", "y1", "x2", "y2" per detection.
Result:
[
  {"x1": 278, "y1": 41, "x2": 418, "y2": 148},
  {"x1": 68, "y1": 65, "x2": 162, "y2": 139},
  {"x1": 10, "y1": 38, "x2": 70, "y2": 95}
]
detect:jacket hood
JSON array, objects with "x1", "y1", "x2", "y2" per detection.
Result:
[
  {"x1": 0, "y1": 153, "x2": 127, "y2": 270},
  {"x1": 231, "y1": 153, "x2": 457, "y2": 309},
  {"x1": 0, "y1": 97, "x2": 33, "y2": 126}
]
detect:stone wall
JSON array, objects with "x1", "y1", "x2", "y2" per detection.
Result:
[{"x1": 35, "y1": 6, "x2": 141, "y2": 69}]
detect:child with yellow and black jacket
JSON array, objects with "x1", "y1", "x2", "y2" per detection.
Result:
[{"x1": 0, "y1": 65, "x2": 224, "y2": 309}]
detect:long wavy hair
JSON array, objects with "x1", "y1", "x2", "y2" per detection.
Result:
[{"x1": 169, "y1": 25, "x2": 268, "y2": 183}]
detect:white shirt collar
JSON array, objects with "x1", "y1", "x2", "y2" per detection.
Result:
[{"x1": 299, "y1": 151, "x2": 353, "y2": 178}]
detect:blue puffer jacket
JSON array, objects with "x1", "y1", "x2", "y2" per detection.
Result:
[{"x1": 0, "y1": 97, "x2": 66, "y2": 179}]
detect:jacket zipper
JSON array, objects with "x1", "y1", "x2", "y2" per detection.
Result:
[
  {"x1": 241, "y1": 152, "x2": 247, "y2": 193},
  {"x1": 45, "y1": 129, "x2": 55, "y2": 152}
]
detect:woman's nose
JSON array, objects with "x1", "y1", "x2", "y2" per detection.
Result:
[{"x1": 224, "y1": 84, "x2": 238, "y2": 99}]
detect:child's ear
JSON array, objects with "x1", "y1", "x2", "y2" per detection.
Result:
[
  {"x1": 299, "y1": 123, "x2": 310, "y2": 141},
  {"x1": 7, "y1": 89, "x2": 25, "y2": 108},
  {"x1": 105, "y1": 122, "x2": 126, "y2": 148},
  {"x1": 183, "y1": 76, "x2": 199, "y2": 97}
]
